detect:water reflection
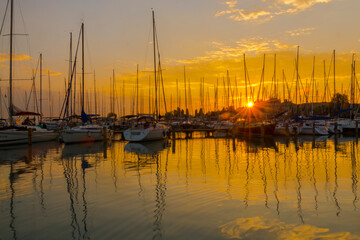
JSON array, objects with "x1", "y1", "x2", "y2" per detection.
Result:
[
  {"x1": 0, "y1": 136, "x2": 360, "y2": 240},
  {"x1": 61, "y1": 142, "x2": 107, "y2": 240},
  {"x1": 62, "y1": 142, "x2": 106, "y2": 159},
  {"x1": 124, "y1": 140, "x2": 169, "y2": 155},
  {"x1": 123, "y1": 140, "x2": 170, "y2": 240},
  {"x1": 220, "y1": 217, "x2": 360, "y2": 239}
]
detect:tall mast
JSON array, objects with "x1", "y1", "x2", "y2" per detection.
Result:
[
  {"x1": 9, "y1": 0, "x2": 14, "y2": 124},
  {"x1": 243, "y1": 54, "x2": 248, "y2": 103},
  {"x1": 152, "y1": 10, "x2": 158, "y2": 119},
  {"x1": 122, "y1": 78, "x2": 125, "y2": 116},
  {"x1": 176, "y1": 78, "x2": 179, "y2": 117},
  {"x1": 311, "y1": 56, "x2": 315, "y2": 114},
  {"x1": 81, "y1": 22, "x2": 85, "y2": 111},
  {"x1": 257, "y1": 54, "x2": 265, "y2": 101},
  {"x1": 0, "y1": 87, "x2": 2, "y2": 119},
  {"x1": 48, "y1": 70, "x2": 51, "y2": 118},
  {"x1": 69, "y1": 32, "x2": 73, "y2": 115},
  {"x1": 350, "y1": 54, "x2": 354, "y2": 117},
  {"x1": 282, "y1": 69, "x2": 285, "y2": 102},
  {"x1": 184, "y1": 66, "x2": 187, "y2": 113},
  {"x1": 40, "y1": 53, "x2": 43, "y2": 121},
  {"x1": 227, "y1": 70, "x2": 230, "y2": 108},
  {"x1": 112, "y1": 69, "x2": 115, "y2": 114},
  {"x1": 296, "y1": 46, "x2": 299, "y2": 113},
  {"x1": 93, "y1": 70, "x2": 97, "y2": 115},
  {"x1": 273, "y1": 54, "x2": 276, "y2": 99},
  {"x1": 136, "y1": 64, "x2": 139, "y2": 115},
  {"x1": 215, "y1": 78, "x2": 219, "y2": 110},
  {"x1": 333, "y1": 49, "x2": 336, "y2": 117},
  {"x1": 148, "y1": 76, "x2": 151, "y2": 115}
]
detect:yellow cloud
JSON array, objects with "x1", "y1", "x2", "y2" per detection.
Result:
[
  {"x1": 216, "y1": 0, "x2": 335, "y2": 22},
  {"x1": 173, "y1": 38, "x2": 296, "y2": 64},
  {"x1": 287, "y1": 27, "x2": 316, "y2": 37},
  {"x1": 0, "y1": 53, "x2": 32, "y2": 62},
  {"x1": 43, "y1": 68, "x2": 63, "y2": 77}
]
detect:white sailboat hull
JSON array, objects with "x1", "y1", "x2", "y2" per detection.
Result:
[
  {"x1": 61, "y1": 127, "x2": 112, "y2": 144},
  {"x1": 0, "y1": 129, "x2": 59, "y2": 146},
  {"x1": 123, "y1": 126, "x2": 168, "y2": 142},
  {"x1": 298, "y1": 125, "x2": 328, "y2": 135},
  {"x1": 274, "y1": 123, "x2": 297, "y2": 136}
]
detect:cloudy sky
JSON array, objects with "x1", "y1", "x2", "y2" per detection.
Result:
[{"x1": 0, "y1": 0, "x2": 359, "y2": 115}]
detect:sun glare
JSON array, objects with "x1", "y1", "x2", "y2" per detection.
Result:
[{"x1": 247, "y1": 102, "x2": 254, "y2": 108}]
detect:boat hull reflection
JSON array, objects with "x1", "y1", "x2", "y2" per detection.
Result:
[
  {"x1": 61, "y1": 141, "x2": 106, "y2": 159},
  {"x1": 124, "y1": 140, "x2": 169, "y2": 155}
]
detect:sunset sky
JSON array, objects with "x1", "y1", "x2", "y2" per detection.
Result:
[{"x1": 0, "y1": 0, "x2": 360, "y2": 116}]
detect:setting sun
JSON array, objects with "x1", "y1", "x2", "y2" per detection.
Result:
[{"x1": 247, "y1": 102, "x2": 254, "y2": 108}]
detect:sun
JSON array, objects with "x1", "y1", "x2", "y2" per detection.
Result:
[{"x1": 247, "y1": 102, "x2": 254, "y2": 108}]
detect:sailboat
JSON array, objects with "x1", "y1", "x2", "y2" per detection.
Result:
[
  {"x1": 123, "y1": 10, "x2": 169, "y2": 142},
  {"x1": 0, "y1": 0, "x2": 59, "y2": 146},
  {"x1": 60, "y1": 23, "x2": 112, "y2": 144}
]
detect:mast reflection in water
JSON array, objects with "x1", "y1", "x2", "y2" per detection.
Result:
[{"x1": 0, "y1": 136, "x2": 359, "y2": 240}]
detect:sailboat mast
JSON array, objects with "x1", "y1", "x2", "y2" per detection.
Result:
[
  {"x1": 40, "y1": 53, "x2": 43, "y2": 121},
  {"x1": 227, "y1": 70, "x2": 230, "y2": 108},
  {"x1": 350, "y1": 54, "x2": 354, "y2": 117},
  {"x1": 0, "y1": 88, "x2": 2, "y2": 119},
  {"x1": 311, "y1": 56, "x2": 315, "y2": 114},
  {"x1": 176, "y1": 78, "x2": 179, "y2": 117},
  {"x1": 123, "y1": 78, "x2": 125, "y2": 116},
  {"x1": 136, "y1": 64, "x2": 139, "y2": 115},
  {"x1": 243, "y1": 54, "x2": 248, "y2": 103},
  {"x1": 184, "y1": 66, "x2": 187, "y2": 113},
  {"x1": 112, "y1": 69, "x2": 115, "y2": 114},
  {"x1": 152, "y1": 10, "x2": 158, "y2": 119},
  {"x1": 48, "y1": 70, "x2": 51, "y2": 118},
  {"x1": 282, "y1": 69, "x2": 285, "y2": 102},
  {"x1": 9, "y1": 0, "x2": 14, "y2": 123},
  {"x1": 94, "y1": 70, "x2": 97, "y2": 115},
  {"x1": 68, "y1": 32, "x2": 73, "y2": 115},
  {"x1": 333, "y1": 50, "x2": 336, "y2": 117},
  {"x1": 148, "y1": 76, "x2": 151, "y2": 115},
  {"x1": 273, "y1": 54, "x2": 276, "y2": 99},
  {"x1": 296, "y1": 46, "x2": 299, "y2": 112},
  {"x1": 81, "y1": 22, "x2": 85, "y2": 111}
]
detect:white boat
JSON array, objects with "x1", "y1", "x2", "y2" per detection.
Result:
[
  {"x1": 0, "y1": 0, "x2": 59, "y2": 147},
  {"x1": 123, "y1": 12, "x2": 170, "y2": 143},
  {"x1": 274, "y1": 122, "x2": 297, "y2": 136},
  {"x1": 322, "y1": 120, "x2": 342, "y2": 134},
  {"x1": 298, "y1": 121, "x2": 329, "y2": 135},
  {"x1": 61, "y1": 125, "x2": 112, "y2": 144},
  {"x1": 214, "y1": 121, "x2": 233, "y2": 130},
  {"x1": 338, "y1": 119, "x2": 359, "y2": 135},
  {"x1": 0, "y1": 126, "x2": 59, "y2": 146},
  {"x1": 123, "y1": 117, "x2": 169, "y2": 142}
]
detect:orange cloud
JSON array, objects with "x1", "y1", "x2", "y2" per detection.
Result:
[
  {"x1": 216, "y1": 0, "x2": 335, "y2": 22},
  {"x1": 0, "y1": 53, "x2": 32, "y2": 62},
  {"x1": 287, "y1": 27, "x2": 316, "y2": 36},
  {"x1": 173, "y1": 38, "x2": 297, "y2": 64},
  {"x1": 43, "y1": 68, "x2": 63, "y2": 77}
]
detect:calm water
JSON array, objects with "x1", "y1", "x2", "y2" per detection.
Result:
[{"x1": 1, "y1": 135, "x2": 360, "y2": 240}]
